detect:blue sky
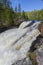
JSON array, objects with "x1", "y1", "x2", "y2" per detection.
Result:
[{"x1": 11, "y1": 0, "x2": 43, "y2": 12}]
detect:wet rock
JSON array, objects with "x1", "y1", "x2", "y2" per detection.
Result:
[
  {"x1": 29, "y1": 35, "x2": 43, "y2": 52},
  {"x1": 35, "y1": 45, "x2": 43, "y2": 65},
  {"x1": 38, "y1": 22, "x2": 43, "y2": 36},
  {"x1": 29, "y1": 33, "x2": 43, "y2": 65},
  {"x1": 12, "y1": 57, "x2": 32, "y2": 65}
]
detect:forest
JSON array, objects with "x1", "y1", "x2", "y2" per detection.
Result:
[{"x1": 0, "y1": 0, "x2": 43, "y2": 29}]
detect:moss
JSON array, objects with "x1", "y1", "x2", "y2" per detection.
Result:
[
  {"x1": 15, "y1": 45, "x2": 22, "y2": 50},
  {"x1": 27, "y1": 52, "x2": 38, "y2": 65},
  {"x1": 41, "y1": 21, "x2": 43, "y2": 24}
]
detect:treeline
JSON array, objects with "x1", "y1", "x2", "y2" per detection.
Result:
[
  {"x1": 26, "y1": 9, "x2": 43, "y2": 20},
  {"x1": 0, "y1": 0, "x2": 28, "y2": 29},
  {"x1": 0, "y1": 0, "x2": 43, "y2": 29}
]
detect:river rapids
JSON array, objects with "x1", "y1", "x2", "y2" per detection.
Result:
[{"x1": 0, "y1": 21, "x2": 41, "y2": 65}]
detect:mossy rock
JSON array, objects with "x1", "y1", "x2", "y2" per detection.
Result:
[{"x1": 27, "y1": 52, "x2": 38, "y2": 65}]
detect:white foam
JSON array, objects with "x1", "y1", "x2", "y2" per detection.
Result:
[{"x1": 0, "y1": 21, "x2": 40, "y2": 65}]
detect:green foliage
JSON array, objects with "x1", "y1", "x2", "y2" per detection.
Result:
[
  {"x1": 22, "y1": 10, "x2": 29, "y2": 21},
  {"x1": 0, "y1": 0, "x2": 13, "y2": 27},
  {"x1": 0, "y1": 0, "x2": 43, "y2": 29},
  {"x1": 0, "y1": 5, "x2": 14, "y2": 27},
  {"x1": 25, "y1": 9, "x2": 43, "y2": 20},
  {"x1": 0, "y1": 0, "x2": 11, "y2": 8}
]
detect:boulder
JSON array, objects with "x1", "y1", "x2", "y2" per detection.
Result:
[{"x1": 38, "y1": 22, "x2": 43, "y2": 36}]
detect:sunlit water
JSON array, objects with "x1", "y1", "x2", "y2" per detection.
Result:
[{"x1": 0, "y1": 21, "x2": 41, "y2": 65}]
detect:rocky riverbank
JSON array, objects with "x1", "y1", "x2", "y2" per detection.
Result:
[
  {"x1": 0, "y1": 21, "x2": 43, "y2": 65},
  {"x1": 12, "y1": 22, "x2": 43, "y2": 65}
]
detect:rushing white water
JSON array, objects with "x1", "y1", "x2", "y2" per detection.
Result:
[
  {"x1": 19, "y1": 21, "x2": 32, "y2": 29},
  {"x1": 0, "y1": 21, "x2": 41, "y2": 65}
]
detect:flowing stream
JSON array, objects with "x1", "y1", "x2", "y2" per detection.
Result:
[{"x1": 0, "y1": 21, "x2": 41, "y2": 65}]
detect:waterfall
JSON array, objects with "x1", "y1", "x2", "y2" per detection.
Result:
[
  {"x1": 0, "y1": 21, "x2": 41, "y2": 65},
  {"x1": 19, "y1": 21, "x2": 32, "y2": 29}
]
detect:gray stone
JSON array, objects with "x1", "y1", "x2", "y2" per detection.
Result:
[{"x1": 12, "y1": 57, "x2": 32, "y2": 65}]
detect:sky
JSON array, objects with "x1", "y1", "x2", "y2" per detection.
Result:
[{"x1": 11, "y1": 0, "x2": 43, "y2": 12}]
